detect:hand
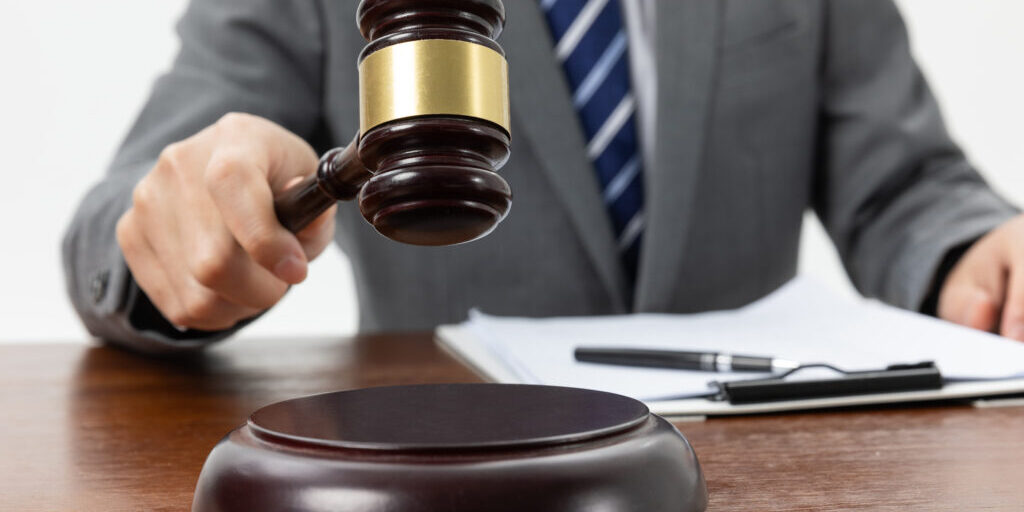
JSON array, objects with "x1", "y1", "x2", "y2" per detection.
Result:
[
  {"x1": 938, "y1": 214, "x2": 1024, "y2": 340},
  {"x1": 116, "y1": 113, "x2": 336, "y2": 331}
]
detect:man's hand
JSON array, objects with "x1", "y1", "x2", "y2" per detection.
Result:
[
  {"x1": 939, "y1": 214, "x2": 1024, "y2": 340},
  {"x1": 116, "y1": 113, "x2": 336, "y2": 331}
]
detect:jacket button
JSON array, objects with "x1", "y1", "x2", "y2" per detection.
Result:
[{"x1": 90, "y1": 270, "x2": 110, "y2": 304}]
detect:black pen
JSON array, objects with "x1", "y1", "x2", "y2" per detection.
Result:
[{"x1": 574, "y1": 347, "x2": 801, "y2": 373}]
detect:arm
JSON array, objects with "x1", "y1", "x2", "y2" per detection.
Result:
[
  {"x1": 63, "y1": 0, "x2": 330, "y2": 353},
  {"x1": 813, "y1": 0, "x2": 1018, "y2": 315}
]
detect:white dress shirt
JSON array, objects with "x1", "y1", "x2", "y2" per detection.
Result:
[{"x1": 620, "y1": 0, "x2": 657, "y2": 173}]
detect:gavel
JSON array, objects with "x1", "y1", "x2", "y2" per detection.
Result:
[{"x1": 273, "y1": 0, "x2": 512, "y2": 247}]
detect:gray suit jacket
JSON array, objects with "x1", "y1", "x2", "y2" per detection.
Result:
[{"x1": 64, "y1": 0, "x2": 1018, "y2": 353}]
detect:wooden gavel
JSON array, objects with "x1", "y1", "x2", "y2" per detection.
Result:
[{"x1": 273, "y1": 0, "x2": 512, "y2": 246}]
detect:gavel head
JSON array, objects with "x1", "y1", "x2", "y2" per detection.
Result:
[{"x1": 353, "y1": 0, "x2": 512, "y2": 246}]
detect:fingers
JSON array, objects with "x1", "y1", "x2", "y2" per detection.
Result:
[
  {"x1": 142, "y1": 182, "x2": 267, "y2": 328},
  {"x1": 939, "y1": 281, "x2": 1001, "y2": 332},
  {"x1": 116, "y1": 112, "x2": 327, "y2": 331},
  {"x1": 938, "y1": 237, "x2": 1007, "y2": 334},
  {"x1": 117, "y1": 211, "x2": 187, "y2": 324},
  {"x1": 940, "y1": 286, "x2": 1001, "y2": 333},
  {"x1": 187, "y1": 224, "x2": 290, "y2": 310},
  {"x1": 203, "y1": 114, "x2": 321, "y2": 284},
  {"x1": 120, "y1": 209, "x2": 260, "y2": 331},
  {"x1": 1001, "y1": 261, "x2": 1024, "y2": 341},
  {"x1": 204, "y1": 150, "x2": 309, "y2": 283},
  {"x1": 937, "y1": 216, "x2": 1024, "y2": 341},
  {"x1": 145, "y1": 226, "x2": 263, "y2": 332}
]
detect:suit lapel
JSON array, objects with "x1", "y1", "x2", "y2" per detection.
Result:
[
  {"x1": 634, "y1": 1, "x2": 723, "y2": 310},
  {"x1": 503, "y1": 1, "x2": 629, "y2": 311}
]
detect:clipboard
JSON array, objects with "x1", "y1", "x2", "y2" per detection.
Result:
[
  {"x1": 434, "y1": 277, "x2": 1024, "y2": 418},
  {"x1": 437, "y1": 323, "x2": 1024, "y2": 417}
]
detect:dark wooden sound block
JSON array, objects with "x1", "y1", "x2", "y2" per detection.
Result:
[{"x1": 192, "y1": 384, "x2": 707, "y2": 511}]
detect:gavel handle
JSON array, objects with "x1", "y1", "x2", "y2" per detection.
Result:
[{"x1": 273, "y1": 136, "x2": 371, "y2": 233}]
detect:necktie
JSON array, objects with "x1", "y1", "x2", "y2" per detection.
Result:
[{"x1": 541, "y1": 0, "x2": 645, "y2": 282}]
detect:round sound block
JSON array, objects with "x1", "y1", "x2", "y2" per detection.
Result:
[{"x1": 192, "y1": 384, "x2": 707, "y2": 512}]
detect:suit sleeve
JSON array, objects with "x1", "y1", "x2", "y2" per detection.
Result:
[
  {"x1": 62, "y1": 0, "x2": 326, "y2": 353},
  {"x1": 814, "y1": 0, "x2": 1019, "y2": 311}
]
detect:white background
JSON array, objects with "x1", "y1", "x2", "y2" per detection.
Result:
[{"x1": 0, "y1": 1, "x2": 1021, "y2": 344}]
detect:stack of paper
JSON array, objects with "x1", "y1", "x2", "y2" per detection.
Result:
[{"x1": 436, "y1": 278, "x2": 1024, "y2": 415}]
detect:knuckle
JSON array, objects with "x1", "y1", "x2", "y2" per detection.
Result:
[
  {"x1": 115, "y1": 213, "x2": 132, "y2": 244},
  {"x1": 131, "y1": 180, "x2": 154, "y2": 211},
  {"x1": 190, "y1": 238, "x2": 235, "y2": 288},
  {"x1": 115, "y1": 213, "x2": 138, "y2": 253},
  {"x1": 203, "y1": 155, "x2": 243, "y2": 191},
  {"x1": 216, "y1": 112, "x2": 254, "y2": 132},
  {"x1": 156, "y1": 142, "x2": 186, "y2": 173}
]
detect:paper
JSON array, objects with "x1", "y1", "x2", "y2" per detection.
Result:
[{"x1": 458, "y1": 277, "x2": 1024, "y2": 401}]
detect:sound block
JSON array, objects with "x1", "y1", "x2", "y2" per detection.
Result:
[{"x1": 192, "y1": 384, "x2": 707, "y2": 511}]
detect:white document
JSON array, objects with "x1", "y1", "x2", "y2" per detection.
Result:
[{"x1": 435, "y1": 277, "x2": 1024, "y2": 415}]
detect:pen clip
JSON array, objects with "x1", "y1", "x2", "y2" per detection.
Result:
[{"x1": 711, "y1": 361, "x2": 942, "y2": 404}]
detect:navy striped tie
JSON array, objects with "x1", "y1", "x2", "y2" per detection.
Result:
[{"x1": 541, "y1": 0, "x2": 644, "y2": 282}]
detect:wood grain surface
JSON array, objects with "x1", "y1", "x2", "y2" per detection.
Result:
[{"x1": 1, "y1": 334, "x2": 1022, "y2": 511}]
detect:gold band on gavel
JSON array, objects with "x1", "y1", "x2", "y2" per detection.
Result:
[{"x1": 358, "y1": 39, "x2": 511, "y2": 135}]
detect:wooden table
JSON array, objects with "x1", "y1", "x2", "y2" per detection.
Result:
[{"x1": 2, "y1": 334, "x2": 1023, "y2": 511}]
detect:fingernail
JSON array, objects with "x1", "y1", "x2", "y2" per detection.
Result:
[
  {"x1": 1006, "y1": 323, "x2": 1024, "y2": 342},
  {"x1": 273, "y1": 255, "x2": 306, "y2": 283}
]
